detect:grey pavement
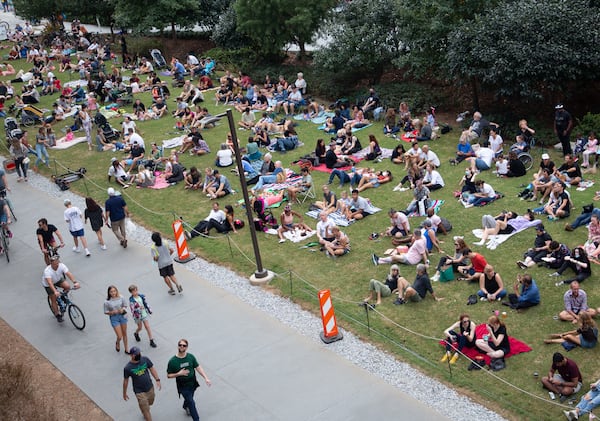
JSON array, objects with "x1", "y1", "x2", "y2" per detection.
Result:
[{"x1": 0, "y1": 179, "x2": 450, "y2": 420}]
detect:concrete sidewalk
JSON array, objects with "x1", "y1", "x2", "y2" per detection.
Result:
[{"x1": 0, "y1": 179, "x2": 450, "y2": 420}]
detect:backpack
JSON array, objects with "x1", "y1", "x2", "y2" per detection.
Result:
[{"x1": 440, "y1": 217, "x2": 452, "y2": 233}]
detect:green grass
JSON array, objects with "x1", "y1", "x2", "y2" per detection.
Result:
[{"x1": 5, "y1": 50, "x2": 600, "y2": 420}]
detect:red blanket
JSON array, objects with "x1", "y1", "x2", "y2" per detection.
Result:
[{"x1": 439, "y1": 324, "x2": 532, "y2": 365}]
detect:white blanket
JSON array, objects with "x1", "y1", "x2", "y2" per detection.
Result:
[
  {"x1": 472, "y1": 219, "x2": 541, "y2": 250},
  {"x1": 162, "y1": 135, "x2": 185, "y2": 149},
  {"x1": 283, "y1": 229, "x2": 316, "y2": 243},
  {"x1": 51, "y1": 136, "x2": 88, "y2": 150}
]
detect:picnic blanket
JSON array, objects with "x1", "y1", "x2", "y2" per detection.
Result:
[
  {"x1": 311, "y1": 112, "x2": 334, "y2": 125},
  {"x1": 148, "y1": 174, "x2": 170, "y2": 189},
  {"x1": 401, "y1": 130, "x2": 419, "y2": 142},
  {"x1": 316, "y1": 123, "x2": 373, "y2": 133},
  {"x1": 51, "y1": 136, "x2": 88, "y2": 150},
  {"x1": 162, "y1": 135, "x2": 186, "y2": 149},
  {"x1": 472, "y1": 218, "x2": 541, "y2": 250},
  {"x1": 310, "y1": 161, "x2": 356, "y2": 174},
  {"x1": 306, "y1": 203, "x2": 382, "y2": 227},
  {"x1": 576, "y1": 180, "x2": 595, "y2": 191},
  {"x1": 439, "y1": 324, "x2": 532, "y2": 366},
  {"x1": 283, "y1": 228, "x2": 317, "y2": 243},
  {"x1": 352, "y1": 147, "x2": 394, "y2": 160},
  {"x1": 407, "y1": 199, "x2": 445, "y2": 217}
]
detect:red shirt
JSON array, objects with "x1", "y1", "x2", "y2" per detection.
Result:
[{"x1": 471, "y1": 253, "x2": 488, "y2": 273}]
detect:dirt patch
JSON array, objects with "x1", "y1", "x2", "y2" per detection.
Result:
[{"x1": 0, "y1": 318, "x2": 111, "y2": 421}]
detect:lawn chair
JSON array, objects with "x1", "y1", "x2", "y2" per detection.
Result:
[{"x1": 298, "y1": 183, "x2": 316, "y2": 204}]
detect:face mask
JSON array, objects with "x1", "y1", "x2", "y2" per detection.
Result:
[{"x1": 133, "y1": 354, "x2": 141, "y2": 361}]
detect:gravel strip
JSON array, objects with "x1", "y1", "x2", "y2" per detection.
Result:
[{"x1": 26, "y1": 171, "x2": 506, "y2": 421}]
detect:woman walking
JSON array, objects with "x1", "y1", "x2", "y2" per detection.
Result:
[
  {"x1": 104, "y1": 285, "x2": 129, "y2": 353},
  {"x1": 9, "y1": 138, "x2": 29, "y2": 181},
  {"x1": 34, "y1": 126, "x2": 50, "y2": 170},
  {"x1": 150, "y1": 232, "x2": 183, "y2": 295},
  {"x1": 128, "y1": 284, "x2": 156, "y2": 348},
  {"x1": 84, "y1": 197, "x2": 107, "y2": 250}
]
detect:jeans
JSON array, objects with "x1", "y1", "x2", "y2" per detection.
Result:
[
  {"x1": 577, "y1": 387, "x2": 600, "y2": 415},
  {"x1": 471, "y1": 196, "x2": 494, "y2": 207},
  {"x1": 477, "y1": 289, "x2": 507, "y2": 300},
  {"x1": 328, "y1": 169, "x2": 350, "y2": 186},
  {"x1": 180, "y1": 386, "x2": 200, "y2": 421},
  {"x1": 569, "y1": 208, "x2": 600, "y2": 229},
  {"x1": 276, "y1": 137, "x2": 297, "y2": 152},
  {"x1": 253, "y1": 174, "x2": 276, "y2": 191},
  {"x1": 445, "y1": 331, "x2": 475, "y2": 352},
  {"x1": 35, "y1": 143, "x2": 49, "y2": 167},
  {"x1": 14, "y1": 156, "x2": 28, "y2": 178}
]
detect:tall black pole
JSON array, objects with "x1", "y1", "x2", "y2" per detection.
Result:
[{"x1": 222, "y1": 109, "x2": 268, "y2": 279}]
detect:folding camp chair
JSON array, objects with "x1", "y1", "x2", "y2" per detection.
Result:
[{"x1": 298, "y1": 184, "x2": 316, "y2": 204}]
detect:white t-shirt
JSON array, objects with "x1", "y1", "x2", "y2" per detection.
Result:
[
  {"x1": 476, "y1": 147, "x2": 495, "y2": 167},
  {"x1": 108, "y1": 164, "x2": 128, "y2": 179},
  {"x1": 391, "y1": 211, "x2": 409, "y2": 232},
  {"x1": 42, "y1": 262, "x2": 69, "y2": 287},
  {"x1": 204, "y1": 209, "x2": 225, "y2": 223},
  {"x1": 429, "y1": 214, "x2": 441, "y2": 230},
  {"x1": 424, "y1": 170, "x2": 444, "y2": 187},
  {"x1": 425, "y1": 150, "x2": 440, "y2": 167},
  {"x1": 495, "y1": 159, "x2": 509, "y2": 175},
  {"x1": 128, "y1": 132, "x2": 145, "y2": 150},
  {"x1": 407, "y1": 147, "x2": 422, "y2": 158},
  {"x1": 122, "y1": 120, "x2": 136, "y2": 133},
  {"x1": 316, "y1": 219, "x2": 336, "y2": 239},
  {"x1": 489, "y1": 134, "x2": 503, "y2": 154},
  {"x1": 216, "y1": 149, "x2": 233, "y2": 167},
  {"x1": 64, "y1": 206, "x2": 84, "y2": 232},
  {"x1": 480, "y1": 183, "x2": 496, "y2": 198}
]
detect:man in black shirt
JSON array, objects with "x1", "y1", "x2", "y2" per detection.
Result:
[
  {"x1": 555, "y1": 154, "x2": 581, "y2": 186},
  {"x1": 324, "y1": 142, "x2": 346, "y2": 169},
  {"x1": 554, "y1": 104, "x2": 573, "y2": 156}
]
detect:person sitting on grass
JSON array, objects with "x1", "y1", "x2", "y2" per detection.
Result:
[
  {"x1": 361, "y1": 265, "x2": 400, "y2": 308},
  {"x1": 277, "y1": 204, "x2": 313, "y2": 244},
  {"x1": 383, "y1": 208, "x2": 410, "y2": 241},
  {"x1": 467, "y1": 141, "x2": 495, "y2": 173},
  {"x1": 124, "y1": 141, "x2": 145, "y2": 173},
  {"x1": 559, "y1": 281, "x2": 597, "y2": 323},
  {"x1": 422, "y1": 163, "x2": 444, "y2": 190},
  {"x1": 475, "y1": 315, "x2": 510, "y2": 363},
  {"x1": 393, "y1": 264, "x2": 442, "y2": 305},
  {"x1": 477, "y1": 264, "x2": 507, "y2": 302},
  {"x1": 505, "y1": 274, "x2": 540, "y2": 310},
  {"x1": 372, "y1": 229, "x2": 428, "y2": 266},
  {"x1": 441, "y1": 314, "x2": 476, "y2": 364},
  {"x1": 345, "y1": 189, "x2": 372, "y2": 221},
  {"x1": 544, "y1": 181, "x2": 571, "y2": 221},
  {"x1": 422, "y1": 219, "x2": 443, "y2": 253},
  {"x1": 563, "y1": 378, "x2": 600, "y2": 421},
  {"x1": 314, "y1": 185, "x2": 337, "y2": 215},
  {"x1": 474, "y1": 210, "x2": 532, "y2": 246},
  {"x1": 356, "y1": 170, "x2": 392, "y2": 192},
  {"x1": 431, "y1": 238, "x2": 468, "y2": 282},
  {"x1": 135, "y1": 164, "x2": 155, "y2": 188},
  {"x1": 457, "y1": 249, "x2": 488, "y2": 282},
  {"x1": 545, "y1": 312, "x2": 598, "y2": 349},
  {"x1": 108, "y1": 158, "x2": 133, "y2": 188},
  {"x1": 541, "y1": 352, "x2": 582, "y2": 404},
  {"x1": 404, "y1": 179, "x2": 430, "y2": 215},
  {"x1": 517, "y1": 223, "x2": 553, "y2": 268},
  {"x1": 550, "y1": 247, "x2": 592, "y2": 286},
  {"x1": 554, "y1": 154, "x2": 582, "y2": 186},
  {"x1": 462, "y1": 179, "x2": 496, "y2": 208},
  {"x1": 323, "y1": 226, "x2": 350, "y2": 258},
  {"x1": 206, "y1": 170, "x2": 231, "y2": 199},
  {"x1": 184, "y1": 167, "x2": 202, "y2": 190}
]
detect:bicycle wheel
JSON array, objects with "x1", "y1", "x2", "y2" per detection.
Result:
[
  {"x1": 6, "y1": 198, "x2": 16, "y2": 222},
  {"x1": 47, "y1": 295, "x2": 54, "y2": 314},
  {"x1": 1, "y1": 233, "x2": 8, "y2": 263},
  {"x1": 0, "y1": 21, "x2": 9, "y2": 33},
  {"x1": 68, "y1": 304, "x2": 86, "y2": 330}
]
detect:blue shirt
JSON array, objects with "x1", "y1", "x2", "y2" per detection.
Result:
[
  {"x1": 519, "y1": 280, "x2": 540, "y2": 304},
  {"x1": 174, "y1": 61, "x2": 185, "y2": 74},
  {"x1": 105, "y1": 196, "x2": 127, "y2": 222},
  {"x1": 457, "y1": 142, "x2": 473, "y2": 154}
]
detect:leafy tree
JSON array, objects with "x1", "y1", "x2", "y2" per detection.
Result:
[
  {"x1": 313, "y1": 0, "x2": 405, "y2": 84},
  {"x1": 13, "y1": 0, "x2": 116, "y2": 26},
  {"x1": 211, "y1": 3, "x2": 253, "y2": 50},
  {"x1": 447, "y1": 0, "x2": 600, "y2": 104},
  {"x1": 114, "y1": 0, "x2": 200, "y2": 38},
  {"x1": 234, "y1": 0, "x2": 336, "y2": 58}
]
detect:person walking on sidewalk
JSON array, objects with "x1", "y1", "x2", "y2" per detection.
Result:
[
  {"x1": 167, "y1": 339, "x2": 211, "y2": 421},
  {"x1": 128, "y1": 284, "x2": 156, "y2": 348},
  {"x1": 104, "y1": 285, "x2": 130, "y2": 354},
  {"x1": 150, "y1": 232, "x2": 182, "y2": 295},
  {"x1": 123, "y1": 346, "x2": 161, "y2": 421},
  {"x1": 63, "y1": 199, "x2": 90, "y2": 256},
  {"x1": 84, "y1": 196, "x2": 107, "y2": 250},
  {"x1": 105, "y1": 187, "x2": 130, "y2": 248}
]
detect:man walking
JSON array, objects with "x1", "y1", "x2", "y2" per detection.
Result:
[
  {"x1": 63, "y1": 199, "x2": 90, "y2": 256},
  {"x1": 123, "y1": 347, "x2": 161, "y2": 421},
  {"x1": 167, "y1": 339, "x2": 211, "y2": 421},
  {"x1": 554, "y1": 104, "x2": 573, "y2": 156},
  {"x1": 105, "y1": 187, "x2": 130, "y2": 248}
]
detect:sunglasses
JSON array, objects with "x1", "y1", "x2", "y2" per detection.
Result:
[{"x1": 178, "y1": 343, "x2": 188, "y2": 348}]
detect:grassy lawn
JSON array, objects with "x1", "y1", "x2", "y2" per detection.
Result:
[{"x1": 5, "y1": 48, "x2": 600, "y2": 420}]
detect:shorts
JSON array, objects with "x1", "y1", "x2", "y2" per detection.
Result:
[
  {"x1": 553, "y1": 374, "x2": 583, "y2": 393},
  {"x1": 124, "y1": 158, "x2": 134, "y2": 166},
  {"x1": 159, "y1": 264, "x2": 175, "y2": 277},
  {"x1": 70, "y1": 229, "x2": 84, "y2": 237},
  {"x1": 580, "y1": 334, "x2": 597, "y2": 349},
  {"x1": 0, "y1": 213, "x2": 6, "y2": 224},
  {"x1": 44, "y1": 281, "x2": 65, "y2": 295},
  {"x1": 136, "y1": 387, "x2": 155, "y2": 413},
  {"x1": 482, "y1": 215, "x2": 496, "y2": 229},
  {"x1": 390, "y1": 226, "x2": 407, "y2": 237},
  {"x1": 109, "y1": 313, "x2": 128, "y2": 327},
  {"x1": 475, "y1": 159, "x2": 490, "y2": 171},
  {"x1": 409, "y1": 293, "x2": 423, "y2": 303}
]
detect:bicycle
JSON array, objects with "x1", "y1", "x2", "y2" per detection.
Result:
[
  {"x1": 0, "y1": 221, "x2": 9, "y2": 263},
  {"x1": 0, "y1": 188, "x2": 17, "y2": 222},
  {"x1": 47, "y1": 286, "x2": 86, "y2": 330}
]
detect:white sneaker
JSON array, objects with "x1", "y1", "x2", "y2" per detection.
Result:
[
  {"x1": 549, "y1": 391, "x2": 556, "y2": 400},
  {"x1": 278, "y1": 239, "x2": 285, "y2": 244},
  {"x1": 431, "y1": 273, "x2": 440, "y2": 282},
  {"x1": 464, "y1": 203, "x2": 474, "y2": 208},
  {"x1": 72, "y1": 246, "x2": 81, "y2": 253},
  {"x1": 473, "y1": 240, "x2": 485, "y2": 246},
  {"x1": 85, "y1": 249, "x2": 91, "y2": 257},
  {"x1": 399, "y1": 187, "x2": 409, "y2": 192},
  {"x1": 100, "y1": 244, "x2": 107, "y2": 250},
  {"x1": 393, "y1": 186, "x2": 401, "y2": 192}
]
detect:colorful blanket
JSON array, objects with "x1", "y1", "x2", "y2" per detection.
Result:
[
  {"x1": 439, "y1": 324, "x2": 532, "y2": 366},
  {"x1": 306, "y1": 203, "x2": 382, "y2": 227},
  {"x1": 407, "y1": 199, "x2": 445, "y2": 217}
]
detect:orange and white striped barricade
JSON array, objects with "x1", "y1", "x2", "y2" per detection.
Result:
[
  {"x1": 318, "y1": 289, "x2": 343, "y2": 344},
  {"x1": 172, "y1": 220, "x2": 196, "y2": 263}
]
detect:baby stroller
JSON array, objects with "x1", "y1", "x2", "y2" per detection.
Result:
[
  {"x1": 94, "y1": 112, "x2": 121, "y2": 142},
  {"x1": 150, "y1": 49, "x2": 167, "y2": 69},
  {"x1": 4, "y1": 117, "x2": 18, "y2": 145},
  {"x1": 18, "y1": 105, "x2": 45, "y2": 127}
]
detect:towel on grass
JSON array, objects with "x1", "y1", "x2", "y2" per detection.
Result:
[
  {"x1": 472, "y1": 218, "x2": 541, "y2": 250},
  {"x1": 283, "y1": 228, "x2": 317, "y2": 243},
  {"x1": 352, "y1": 147, "x2": 394, "y2": 160},
  {"x1": 51, "y1": 136, "x2": 88, "y2": 150},
  {"x1": 439, "y1": 324, "x2": 532, "y2": 366},
  {"x1": 311, "y1": 113, "x2": 334, "y2": 125},
  {"x1": 306, "y1": 203, "x2": 382, "y2": 226},
  {"x1": 148, "y1": 174, "x2": 170, "y2": 189},
  {"x1": 317, "y1": 123, "x2": 373, "y2": 133},
  {"x1": 162, "y1": 135, "x2": 186, "y2": 149},
  {"x1": 406, "y1": 199, "x2": 445, "y2": 217}
]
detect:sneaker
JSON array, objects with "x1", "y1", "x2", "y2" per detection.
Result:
[
  {"x1": 177, "y1": 284, "x2": 183, "y2": 293},
  {"x1": 549, "y1": 272, "x2": 560, "y2": 277},
  {"x1": 565, "y1": 224, "x2": 574, "y2": 232},
  {"x1": 516, "y1": 261, "x2": 527, "y2": 269},
  {"x1": 72, "y1": 246, "x2": 80, "y2": 253},
  {"x1": 464, "y1": 203, "x2": 474, "y2": 208},
  {"x1": 480, "y1": 297, "x2": 487, "y2": 301},
  {"x1": 6, "y1": 230, "x2": 12, "y2": 238},
  {"x1": 473, "y1": 240, "x2": 484, "y2": 246},
  {"x1": 168, "y1": 289, "x2": 176, "y2": 295},
  {"x1": 559, "y1": 394, "x2": 568, "y2": 403},
  {"x1": 393, "y1": 297, "x2": 405, "y2": 305},
  {"x1": 56, "y1": 314, "x2": 64, "y2": 323},
  {"x1": 399, "y1": 187, "x2": 409, "y2": 192},
  {"x1": 371, "y1": 253, "x2": 379, "y2": 266},
  {"x1": 549, "y1": 391, "x2": 556, "y2": 400},
  {"x1": 85, "y1": 249, "x2": 90, "y2": 257},
  {"x1": 123, "y1": 239, "x2": 128, "y2": 248},
  {"x1": 150, "y1": 339, "x2": 157, "y2": 348},
  {"x1": 100, "y1": 244, "x2": 107, "y2": 250},
  {"x1": 393, "y1": 186, "x2": 401, "y2": 192},
  {"x1": 278, "y1": 239, "x2": 286, "y2": 244},
  {"x1": 431, "y1": 273, "x2": 440, "y2": 282},
  {"x1": 450, "y1": 354, "x2": 460, "y2": 364},
  {"x1": 134, "y1": 332, "x2": 141, "y2": 342},
  {"x1": 555, "y1": 281, "x2": 564, "y2": 287}
]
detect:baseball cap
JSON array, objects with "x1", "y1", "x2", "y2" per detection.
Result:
[
  {"x1": 129, "y1": 346, "x2": 141, "y2": 356},
  {"x1": 555, "y1": 104, "x2": 564, "y2": 110},
  {"x1": 541, "y1": 153, "x2": 550, "y2": 160},
  {"x1": 107, "y1": 187, "x2": 115, "y2": 196},
  {"x1": 63, "y1": 199, "x2": 71, "y2": 205}
]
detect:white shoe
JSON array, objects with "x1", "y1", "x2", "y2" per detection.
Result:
[
  {"x1": 464, "y1": 203, "x2": 474, "y2": 208},
  {"x1": 399, "y1": 187, "x2": 409, "y2": 192},
  {"x1": 473, "y1": 240, "x2": 485, "y2": 246},
  {"x1": 72, "y1": 246, "x2": 81, "y2": 253},
  {"x1": 85, "y1": 248, "x2": 90, "y2": 257},
  {"x1": 431, "y1": 273, "x2": 440, "y2": 282},
  {"x1": 100, "y1": 244, "x2": 107, "y2": 250},
  {"x1": 393, "y1": 186, "x2": 401, "y2": 192},
  {"x1": 278, "y1": 239, "x2": 285, "y2": 244}
]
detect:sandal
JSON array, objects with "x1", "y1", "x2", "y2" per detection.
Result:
[{"x1": 115, "y1": 341, "x2": 120, "y2": 352}]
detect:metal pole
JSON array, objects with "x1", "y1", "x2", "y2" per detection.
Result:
[{"x1": 221, "y1": 109, "x2": 268, "y2": 279}]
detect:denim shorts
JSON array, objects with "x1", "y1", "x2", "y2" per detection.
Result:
[
  {"x1": 70, "y1": 229, "x2": 84, "y2": 237},
  {"x1": 109, "y1": 313, "x2": 128, "y2": 327}
]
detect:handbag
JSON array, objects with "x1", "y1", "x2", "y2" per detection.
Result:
[
  {"x1": 23, "y1": 156, "x2": 30, "y2": 165},
  {"x1": 439, "y1": 266, "x2": 454, "y2": 282}
]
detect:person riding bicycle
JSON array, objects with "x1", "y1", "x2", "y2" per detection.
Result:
[
  {"x1": 36, "y1": 218, "x2": 66, "y2": 265},
  {"x1": 43, "y1": 255, "x2": 80, "y2": 323},
  {"x1": 0, "y1": 198, "x2": 12, "y2": 253}
]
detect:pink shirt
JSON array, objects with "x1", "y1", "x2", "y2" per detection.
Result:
[{"x1": 406, "y1": 238, "x2": 426, "y2": 264}]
